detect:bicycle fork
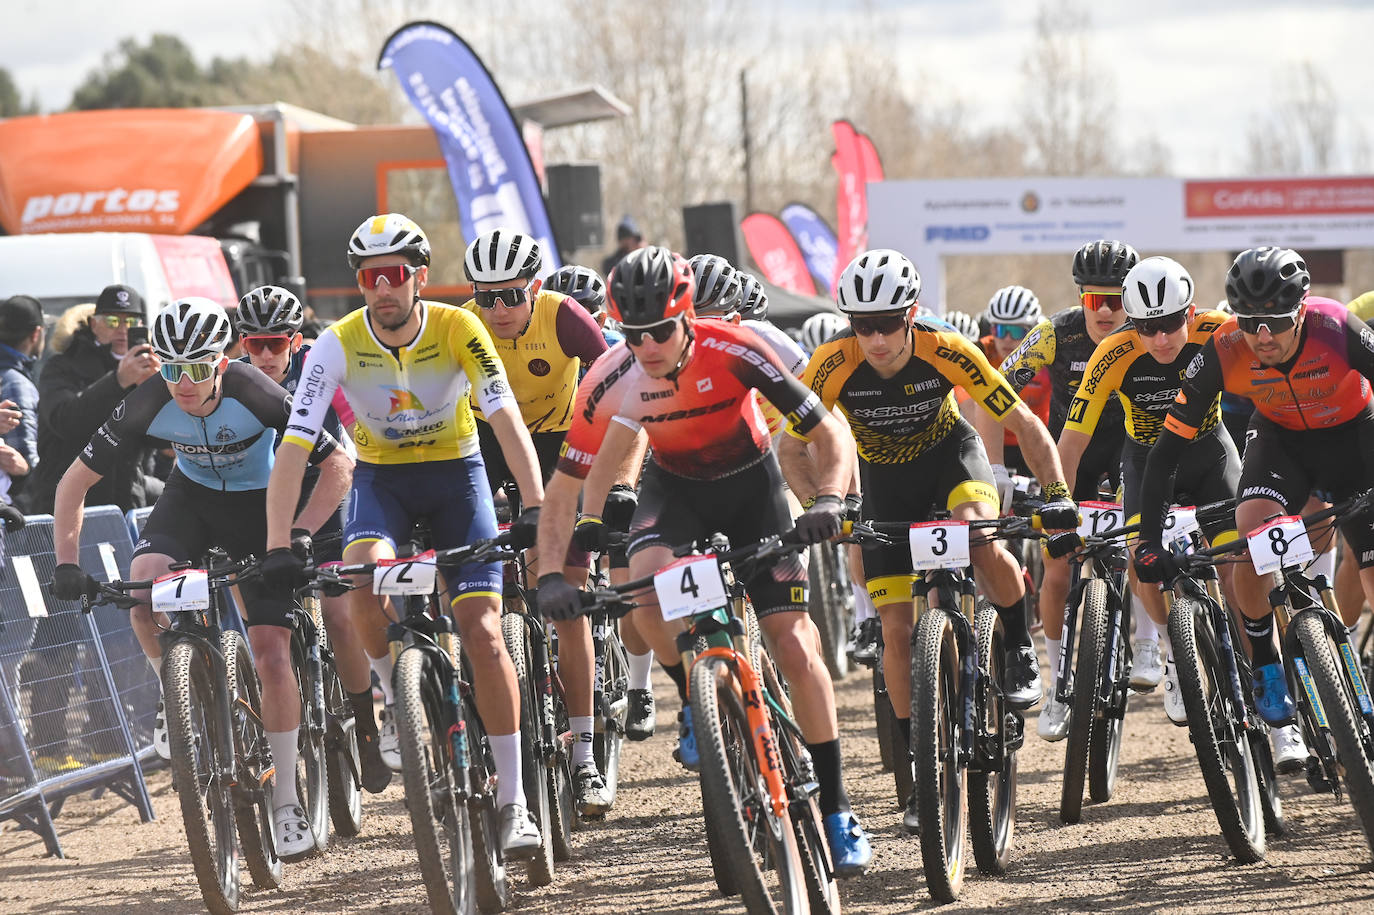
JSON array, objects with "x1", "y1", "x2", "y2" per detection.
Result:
[{"x1": 696, "y1": 646, "x2": 791, "y2": 819}]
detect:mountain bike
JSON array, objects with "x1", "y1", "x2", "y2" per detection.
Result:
[
  {"x1": 310, "y1": 532, "x2": 521, "y2": 914},
  {"x1": 580, "y1": 530, "x2": 840, "y2": 915},
  {"x1": 809, "y1": 541, "x2": 855, "y2": 680},
  {"x1": 85, "y1": 551, "x2": 280, "y2": 915},
  {"x1": 849, "y1": 515, "x2": 1033, "y2": 902}
]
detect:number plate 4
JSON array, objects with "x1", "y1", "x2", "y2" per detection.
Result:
[{"x1": 654, "y1": 554, "x2": 728, "y2": 621}]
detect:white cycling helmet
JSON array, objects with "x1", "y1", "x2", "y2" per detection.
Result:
[
  {"x1": 1123, "y1": 256, "x2": 1194, "y2": 320},
  {"x1": 983, "y1": 285, "x2": 1041, "y2": 327},
  {"x1": 800, "y1": 312, "x2": 848, "y2": 353},
  {"x1": 689, "y1": 254, "x2": 741, "y2": 313},
  {"x1": 464, "y1": 228, "x2": 542, "y2": 284},
  {"x1": 152, "y1": 297, "x2": 233, "y2": 362},
  {"x1": 736, "y1": 272, "x2": 768, "y2": 321},
  {"x1": 945, "y1": 310, "x2": 982, "y2": 343},
  {"x1": 347, "y1": 213, "x2": 431, "y2": 269},
  {"x1": 836, "y1": 249, "x2": 920, "y2": 314},
  {"x1": 236, "y1": 285, "x2": 304, "y2": 336}
]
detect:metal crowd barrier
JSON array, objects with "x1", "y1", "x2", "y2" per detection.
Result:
[{"x1": 0, "y1": 507, "x2": 158, "y2": 857}]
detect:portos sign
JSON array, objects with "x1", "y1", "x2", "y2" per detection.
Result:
[{"x1": 868, "y1": 175, "x2": 1374, "y2": 311}]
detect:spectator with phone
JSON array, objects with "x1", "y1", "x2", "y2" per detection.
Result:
[
  {"x1": 0, "y1": 294, "x2": 44, "y2": 513},
  {"x1": 30, "y1": 284, "x2": 162, "y2": 514}
]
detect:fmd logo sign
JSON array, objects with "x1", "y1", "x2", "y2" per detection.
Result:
[{"x1": 925, "y1": 225, "x2": 990, "y2": 242}]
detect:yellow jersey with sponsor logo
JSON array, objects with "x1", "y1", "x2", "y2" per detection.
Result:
[{"x1": 283, "y1": 301, "x2": 515, "y2": 465}]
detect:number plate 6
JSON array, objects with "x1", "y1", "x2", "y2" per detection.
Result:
[{"x1": 654, "y1": 554, "x2": 728, "y2": 621}]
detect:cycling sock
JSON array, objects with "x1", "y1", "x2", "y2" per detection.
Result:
[
  {"x1": 489, "y1": 732, "x2": 526, "y2": 809},
  {"x1": 806, "y1": 739, "x2": 850, "y2": 815},
  {"x1": 1311, "y1": 546, "x2": 1337, "y2": 584},
  {"x1": 1043, "y1": 635, "x2": 1062, "y2": 680},
  {"x1": 267, "y1": 729, "x2": 301, "y2": 808},
  {"x1": 369, "y1": 656, "x2": 395, "y2": 706},
  {"x1": 148, "y1": 654, "x2": 162, "y2": 680},
  {"x1": 852, "y1": 583, "x2": 876, "y2": 623},
  {"x1": 627, "y1": 650, "x2": 654, "y2": 692},
  {"x1": 347, "y1": 690, "x2": 378, "y2": 736},
  {"x1": 570, "y1": 716, "x2": 595, "y2": 768},
  {"x1": 994, "y1": 596, "x2": 1032, "y2": 647},
  {"x1": 660, "y1": 661, "x2": 688, "y2": 703},
  {"x1": 1134, "y1": 595, "x2": 1160, "y2": 643},
  {"x1": 1243, "y1": 614, "x2": 1281, "y2": 667},
  {"x1": 896, "y1": 714, "x2": 911, "y2": 749}
]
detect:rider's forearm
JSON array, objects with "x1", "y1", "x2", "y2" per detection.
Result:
[
  {"x1": 974, "y1": 406, "x2": 1007, "y2": 465},
  {"x1": 488, "y1": 408, "x2": 544, "y2": 507},
  {"x1": 1005, "y1": 405, "x2": 1067, "y2": 490},
  {"x1": 536, "y1": 471, "x2": 583, "y2": 578},
  {"x1": 807, "y1": 412, "x2": 856, "y2": 498},
  {"x1": 777, "y1": 433, "x2": 822, "y2": 503},
  {"x1": 1056, "y1": 428, "x2": 1091, "y2": 493},
  {"x1": 266, "y1": 443, "x2": 311, "y2": 550},
  {"x1": 293, "y1": 449, "x2": 354, "y2": 535},
  {"x1": 54, "y1": 461, "x2": 101, "y2": 564},
  {"x1": 613, "y1": 428, "x2": 648, "y2": 488}
]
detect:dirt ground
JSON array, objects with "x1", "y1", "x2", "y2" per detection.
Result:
[{"x1": 4, "y1": 659, "x2": 1374, "y2": 914}]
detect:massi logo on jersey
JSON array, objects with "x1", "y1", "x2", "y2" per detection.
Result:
[
  {"x1": 700, "y1": 336, "x2": 782, "y2": 381},
  {"x1": 697, "y1": 377, "x2": 714, "y2": 393}
]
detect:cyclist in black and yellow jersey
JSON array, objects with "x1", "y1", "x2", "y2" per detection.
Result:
[
  {"x1": 778, "y1": 249, "x2": 1079, "y2": 833},
  {"x1": 978, "y1": 239, "x2": 1138, "y2": 740}
]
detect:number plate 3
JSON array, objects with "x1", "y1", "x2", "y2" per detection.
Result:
[{"x1": 908, "y1": 521, "x2": 971, "y2": 570}]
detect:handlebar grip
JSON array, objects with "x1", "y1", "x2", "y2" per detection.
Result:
[{"x1": 1045, "y1": 531, "x2": 1082, "y2": 559}]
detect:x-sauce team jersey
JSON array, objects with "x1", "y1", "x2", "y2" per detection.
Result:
[
  {"x1": 284, "y1": 301, "x2": 516, "y2": 464},
  {"x1": 794, "y1": 326, "x2": 1022, "y2": 464},
  {"x1": 1164, "y1": 297, "x2": 1374, "y2": 440},
  {"x1": 556, "y1": 320, "x2": 824, "y2": 482}
]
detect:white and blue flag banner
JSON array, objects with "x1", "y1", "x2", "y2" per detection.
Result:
[{"x1": 780, "y1": 202, "x2": 838, "y2": 297}]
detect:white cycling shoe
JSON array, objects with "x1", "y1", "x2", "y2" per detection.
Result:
[
  {"x1": 152, "y1": 697, "x2": 171, "y2": 761},
  {"x1": 379, "y1": 704, "x2": 402, "y2": 772},
  {"x1": 1271, "y1": 724, "x2": 1307, "y2": 775},
  {"x1": 274, "y1": 803, "x2": 315, "y2": 860},
  {"x1": 1162, "y1": 661, "x2": 1188, "y2": 726},
  {"x1": 1129, "y1": 639, "x2": 1164, "y2": 690},
  {"x1": 1037, "y1": 692, "x2": 1070, "y2": 742}
]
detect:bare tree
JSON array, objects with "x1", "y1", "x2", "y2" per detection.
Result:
[
  {"x1": 1018, "y1": 0, "x2": 1114, "y2": 175},
  {"x1": 1244, "y1": 60, "x2": 1367, "y2": 175}
]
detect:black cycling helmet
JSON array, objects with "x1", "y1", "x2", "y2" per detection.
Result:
[
  {"x1": 545, "y1": 265, "x2": 606, "y2": 316},
  {"x1": 1072, "y1": 239, "x2": 1139, "y2": 287},
  {"x1": 1225, "y1": 246, "x2": 1310, "y2": 314},
  {"x1": 607, "y1": 246, "x2": 695, "y2": 325}
]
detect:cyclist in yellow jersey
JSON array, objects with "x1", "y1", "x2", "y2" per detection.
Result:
[
  {"x1": 1350, "y1": 290, "x2": 1374, "y2": 323},
  {"x1": 462, "y1": 228, "x2": 617, "y2": 816},
  {"x1": 265, "y1": 213, "x2": 546, "y2": 857}
]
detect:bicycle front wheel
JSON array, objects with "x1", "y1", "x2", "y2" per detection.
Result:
[
  {"x1": 912, "y1": 606, "x2": 967, "y2": 902},
  {"x1": 808, "y1": 543, "x2": 852, "y2": 680},
  {"x1": 502, "y1": 611, "x2": 555, "y2": 885},
  {"x1": 396, "y1": 647, "x2": 477, "y2": 915},
  {"x1": 223, "y1": 629, "x2": 283, "y2": 891},
  {"x1": 692, "y1": 655, "x2": 808, "y2": 915},
  {"x1": 290, "y1": 633, "x2": 329, "y2": 856},
  {"x1": 1061, "y1": 579, "x2": 1107, "y2": 824},
  {"x1": 164, "y1": 640, "x2": 241, "y2": 915},
  {"x1": 1169, "y1": 597, "x2": 1264, "y2": 862},
  {"x1": 323, "y1": 660, "x2": 363, "y2": 837},
  {"x1": 1292, "y1": 611, "x2": 1374, "y2": 859},
  {"x1": 969, "y1": 603, "x2": 1016, "y2": 876},
  {"x1": 593, "y1": 620, "x2": 627, "y2": 808}
]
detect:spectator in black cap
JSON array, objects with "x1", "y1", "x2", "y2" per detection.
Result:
[
  {"x1": 601, "y1": 214, "x2": 645, "y2": 276},
  {"x1": 30, "y1": 284, "x2": 161, "y2": 514},
  {"x1": 0, "y1": 295, "x2": 44, "y2": 511}
]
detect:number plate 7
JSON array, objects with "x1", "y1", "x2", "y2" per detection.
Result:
[
  {"x1": 152, "y1": 569, "x2": 210, "y2": 614},
  {"x1": 654, "y1": 554, "x2": 728, "y2": 621}
]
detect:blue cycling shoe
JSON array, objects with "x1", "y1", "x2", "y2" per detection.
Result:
[
  {"x1": 673, "y1": 709, "x2": 699, "y2": 771},
  {"x1": 823, "y1": 810, "x2": 873, "y2": 877},
  {"x1": 1253, "y1": 662, "x2": 1296, "y2": 725}
]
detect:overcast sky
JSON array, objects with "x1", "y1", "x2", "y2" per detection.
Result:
[{"x1": 5, "y1": 0, "x2": 1372, "y2": 177}]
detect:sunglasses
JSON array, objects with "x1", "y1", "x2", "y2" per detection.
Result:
[
  {"x1": 473, "y1": 287, "x2": 530, "y2": 310},
  {"x1": 849, "y1": 314, "x2": 907, "y2": 337},
  {"x1": 1133, "y1": 311, "x2": 1190, "y2": 338},
  {"x1": 993, "y1": 323, "x2": 1029, "y2": 340},
  {"x1": 357, "y1": 264, "x2": 417, "y2": 289},
  {"x1": 242, "y1": 335, "x2": 292, "y2": 356},
  {"x1": 1235, "y1": 310, "x2": 1299, "y2": 336},
  {"x1": 160, "y1": 360, "x2": 219, "y2": 383},
  {"x1": 96, "y1": 314, "x2": 143, "y2": 329},
  {"x1": 621, "y1": 318, "x2": 681, "y2": 346},
  {"x1": 1080, "y1": 290, "x2": 1124, "y2": 312}
]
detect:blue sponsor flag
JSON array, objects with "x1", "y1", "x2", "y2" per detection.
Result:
[
  {"x1": 780, "y1": 203, "x2": 838, "y2": 296},
  {"x1": 378, "y1": 22, "x2": 559, "y2": 274}
]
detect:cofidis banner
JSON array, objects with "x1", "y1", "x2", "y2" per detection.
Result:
[
  {"x1": 741, "y1": 212, "x2": 816, "y2": 296},
  {"x1": 379, "y1": 22, "x2": 559, "y2": 274},
  {"x1": 780, "y1": 203, "x2": 838, "y2": 297}
]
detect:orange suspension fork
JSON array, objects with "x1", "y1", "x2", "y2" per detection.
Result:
[{"x1": 693, "y1": 646, "x2": 789, "y2": 819}]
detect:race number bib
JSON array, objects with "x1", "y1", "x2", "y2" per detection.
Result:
[
  {"x1": 1078, "y1": 501, "x2": 1124, "y2": 538},
  {"x1": 374, "y1": 550, "x2": 439, "y2": 596},
  {"x1": 654, "y1": 554, "x2": 728, "y2": 621},
  {"x1": 1246, "y1": 516, "x2": 1314, "y2": 575},
  {"x1": 908, "y1": 521, "x2": 971, "y2": 570},
  {"x1": 152, "y1": 569, "x2": 210, "y2": 614},
  {"x1": 1163, "y1": 505, "x2": 1200, "y2": 549}
]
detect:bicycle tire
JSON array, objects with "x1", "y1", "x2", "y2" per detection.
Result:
[
  {"x1": 969, "y1": 603, "x2": 1016, "y2": 876},
  {"x1": 1060, "y1": 579, "x2": 1107, "y2": 825},
  {"x1": 808, "y1": 543, "x2": 852, "y2": 680},
  {"x1": 1292, "y1": 611, "x2": 1374, "y2": 859},
  {"x1": 912, "y1": 607, "x2": 966, "y2": 903},
  {"x1": 223, "y1": 629, "x2": 283, "y2": 891},
  {"x1": 873, "y1": 658, "x2": 899, "y2": 774},
  {"x1": 593, "y1": 619, "x2": 627, "y2": 808},
  {"x1": 501, "y1": 611, "x2": 555, "y2": 885},
  {"x1": 793, "y1": 786, "x2": 841, "y2": 915},
  {"x1": 462, "y1": 683, "x2": 511, "y2": 914},
  {"x1": 691, "y1": 655, "x2": 808, "y2": 914},
  {"x1": 164, "y1": 640, "x2": 240, "y2": 915},
  {"x1": 1089, "y1": 588, "x2": 1127, "y2": 804},
  {"x1": 1249, "y1": 729, "x2": 1287, "y2": 837},
  {"x1": 323, "y1": 661, "x2": 363, "y2": 838},
  {"x1": 290, "y1": 630, "x2": 329, "y2": 857},
  {"x1": 1169, "y1": 597, "x2": 1265, "y2": 862},
  {"x1": 396, "y1": 647, "x2": 478, "y2": 915},
  {"x1": 547, "y1": 686, "x2": 575, "y2": 862}
]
